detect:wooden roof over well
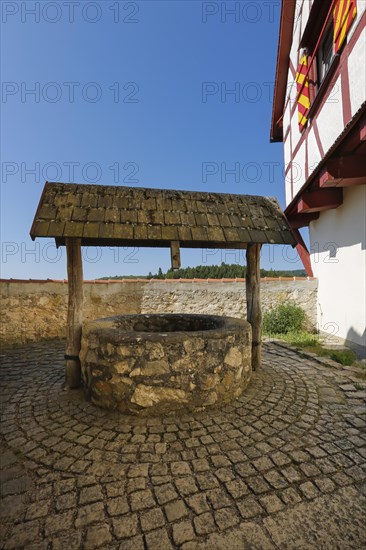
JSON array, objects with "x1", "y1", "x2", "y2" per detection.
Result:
[{"x1": 30, "y1": 182, "x2": 297, "y2": 248}]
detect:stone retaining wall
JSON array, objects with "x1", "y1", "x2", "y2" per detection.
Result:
[{"x1": 0, "y1": 278, "x2": 318, "y2": 345}]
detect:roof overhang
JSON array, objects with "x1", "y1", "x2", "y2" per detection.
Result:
[{"x1": 270, "y1": 0, "x2": 297, "y2": 143}]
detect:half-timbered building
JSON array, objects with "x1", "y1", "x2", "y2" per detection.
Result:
[{"x1": 271, "y1": 0, "x2": 366, "y2": 354}]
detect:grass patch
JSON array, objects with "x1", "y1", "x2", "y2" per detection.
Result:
[
  {"x1": 268, "y1": 331, "x2": 320, "y2": 348},
  {"x1": 266, "y1": 331, "x2": 358, "y2": 367},
  {"x1": 315, "y1": 348, "x2": 357, "y2": 366}
]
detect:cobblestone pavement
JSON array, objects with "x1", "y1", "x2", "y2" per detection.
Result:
[{"x1": 1, "y1": 340, "x2": 365, "y2": 549}]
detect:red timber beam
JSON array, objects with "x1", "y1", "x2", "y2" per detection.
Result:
[
  {"x1": 319, "y1": 156, "x2": 366, "y2": 188},
  {"x1": 361, "y1": 115, "x2": 366, "y2": 141},
  {"x1": 286, "y1": 212, "x2": 320, "y2": 229},
  {"x1": 297, "y1": 188, "x2": 343, "y2": 213},
  {"x1": 340, "y1": 113, "x2": 366, "y2": 150},
  {"x1": 291, "y1": 228, "x2": 314, "y2": 278},
  {"x1": 284, "y1": 215, "x2": 314, "y2": 277}
]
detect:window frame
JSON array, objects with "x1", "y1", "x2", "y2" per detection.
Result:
[
  {"x1": 316, "y1": 21, "x2": 335, "y2": 87},
  {"x1": 304, "y1": 16, "x2": 341, "y2": 121}
]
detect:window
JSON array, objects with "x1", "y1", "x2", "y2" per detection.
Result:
[{"x1": 316, "y1": 22, "x2": 335, "y2": 86}]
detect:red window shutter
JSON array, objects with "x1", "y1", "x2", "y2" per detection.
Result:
[
  {"x1": 333, "y1": 0, "x2": 357, "y2": 53},
  {"x1": 295, "y1": 54, "x2": 310, "y2": 132}
]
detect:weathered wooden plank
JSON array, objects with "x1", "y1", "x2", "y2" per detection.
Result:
[
  {"x1": 246, "y1": 243, "x2": 262, "y2": 370},
  {"x1": 65, "y1": 237, "x2": 83, "y2": 388},
  {"x1": 170, "y1": 241, "x2": 181, "y2": 270}
]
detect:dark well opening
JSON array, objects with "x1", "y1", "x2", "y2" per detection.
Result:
[{"x1": 113, "y1": 314, "x2": 225, "y2": 333}]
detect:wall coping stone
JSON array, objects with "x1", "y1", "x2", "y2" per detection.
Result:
[{"x1": 0, "y1": 277, "x2": 317, "y2": 284}]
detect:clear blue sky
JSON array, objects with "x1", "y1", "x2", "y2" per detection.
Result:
[{"x1": 1, "y1": 0, "x2": 305, "y2": 279}]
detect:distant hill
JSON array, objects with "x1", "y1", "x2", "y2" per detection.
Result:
[{"x1": 100, "y1": 263, "x2": 307, "y2": 280}]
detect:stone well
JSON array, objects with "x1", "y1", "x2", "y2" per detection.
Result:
[{"x1": 80, "y1": 313, "x2": 252, "y2": 415}]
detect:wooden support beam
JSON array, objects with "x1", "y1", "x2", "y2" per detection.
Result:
[
  {"x1": 319, "y1": 157, "x2": 366, "y2": 188},
  {"x1": 170, "y1": 241, "x2": 181, "y2": 270},
  {"x1": 297, "y1": 188, "x2": 343, "y2": 213},
  {"x1": 65, "y1": 238, "x2": 83, "y2": 389},
  {"x1": 360, "y1": 115, "x2": 366, "y2": 141},
  {"x1": 246, "y1": 243, "x2": 262, "y2": 371},
  {"x1": 286, "y1": 212, "x2": 319, "y2": 228},
  {"x1": 291, "y1": 228, "x2": 314, "y2": 277}
]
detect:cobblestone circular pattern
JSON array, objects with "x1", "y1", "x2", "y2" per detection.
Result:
[
  {"x1": 1, "y1": 340, "x2": 365, "y2": 549},
  {"x1": 80, "y1": 313, "x2": 252, "y2": 415}
]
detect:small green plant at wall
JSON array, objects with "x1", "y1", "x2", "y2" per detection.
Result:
[{"x1": 263, "y1": 302, "x2": 306, "y2": 335}]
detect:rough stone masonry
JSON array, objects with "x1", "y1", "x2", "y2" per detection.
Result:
[
  {"x1": 0, "y1": 278, "x2": 317, "y2": 345},
  {"x1": 80, "y1": 314, "x2": 252, "y2": 415}
]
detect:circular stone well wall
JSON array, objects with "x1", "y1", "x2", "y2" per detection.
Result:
[{"x1": 80, "y1": 314, "x2": 252, "y2": 415}]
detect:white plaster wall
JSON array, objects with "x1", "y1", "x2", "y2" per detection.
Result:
[
  {"x1": 288, "y1": 80, "x2": 298, "y2": 116},
  {"x1": 348, "y1": 0, "x2": 366, "y2": 42},
  {"x1": 315, "y1": 75, "x2": 344, "y2": 153},
  {"x1": 290, "y1": 103, "x2": 301, "y2": 152},
  {"x1": 300, "y1": 0, "x2": 310, "y2": 36},
  {"x1": 283, "y1": 78, "x2": 297, "y2": 207},
  {"x1": 286, "y1": 74, "x2": 344, "y2": 207},
  {"x1": 283, "y1": 87, "x2": 292, "y2": 136},
  {"x1": 290, "y1": 25, "x2": 301, "y2": 70},
  {"x1": 284, "y1": 131, "x2": 293, "y2": 204},
  {"x1": 307, "y1": 127, "x2": 322, "y2": 177},
  {"x1": 292, "y1": 140, "x2": 306, "y2": 196},
  {"x1": 294, "y1": 0, "x2": 303, "y2": 28},
  {"x1": 348, "y1": 26, "x2": 366, "y2": 116},
  {"x1": 310, "y1": 185, "x2": 366, "y2": 348}
]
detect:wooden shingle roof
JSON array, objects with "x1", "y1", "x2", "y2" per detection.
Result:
[{"x1": 30, "y1": 182, "x2": 297, "y2": 248}]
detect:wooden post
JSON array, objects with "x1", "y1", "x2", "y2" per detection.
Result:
[
  {"x1": 65, "y1": 238, "x2": 83, "y2": 388},
  {"x1": 170, "y1": 241, "x2": 181, "y2": 270},
  {"x1": 246, "y1": 243, "x2": 262, "y2": 370}
]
